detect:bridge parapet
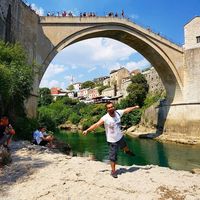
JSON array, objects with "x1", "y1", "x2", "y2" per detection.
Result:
[{"x1": 40, "y1": 16, "x2": 183, "y2": 52}]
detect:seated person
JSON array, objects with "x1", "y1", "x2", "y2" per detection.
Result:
[
  {"x1": 33, "y1": 126, "x2": 54, "y2": 147},
  {"x1": 0, "y1": 116, "x2": 15, "y2": 149}
]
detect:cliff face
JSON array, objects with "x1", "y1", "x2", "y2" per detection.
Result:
[
  {"x1": 0, "y1": 0, "x2": 40, "y2": 61},
  {"x1": 140, "y1": 102, "x2": 159, "y2": 129}
]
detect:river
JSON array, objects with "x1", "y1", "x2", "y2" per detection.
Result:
[{"x1": 55, "y1": 131, "x2": 200, "y2": 171}]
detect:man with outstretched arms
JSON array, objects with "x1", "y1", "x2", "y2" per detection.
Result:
[{"x1": 83, "y1": 102, "x2": 139, "y2": 178}]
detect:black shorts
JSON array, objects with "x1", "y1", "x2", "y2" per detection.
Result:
[
  {"x1": 39, "y1": 140, "x2": 48, "y2": 146},
  {"x1": 108, "y1": 136, "x2": 127, "y2": 162}
]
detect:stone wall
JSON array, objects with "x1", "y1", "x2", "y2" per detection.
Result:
[
  {"x1": 101, "y1": 87, "x2": 114, "y2": 97},
  {"x1": 184, "y1": 17, "x2": 200, "y2": 50},
  {"x1": 120, "y1": 78, "x2": 131, "y2": 98},
  {"x1": 142, "y1": 67, "x2": 165, "y2": 94}
]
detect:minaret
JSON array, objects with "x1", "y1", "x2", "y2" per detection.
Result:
[{"x1": 70, "y1": 75, "x2": 74, "y2": 85}]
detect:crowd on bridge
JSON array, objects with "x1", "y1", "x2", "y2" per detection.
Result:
[
  {"x1": 22, "y1": 0, "x2": 168, "y2": 43},
  {"x1": 46, "y1": 10, "x2": 125, "y2": 18}
]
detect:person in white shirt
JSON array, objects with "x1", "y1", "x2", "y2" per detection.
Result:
[
  {"x1": 83, "y1": 102, "x2": 139, "y2": 178},
  {"x1": 33, "y1": 127, "x2": 54, "y2": 147}
]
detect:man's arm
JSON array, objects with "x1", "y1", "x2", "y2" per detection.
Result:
[
  {"x1": 83, "y1": 118, "x2": 104, "y2": 135},
  {"x1": 124, "y1": 105, "x2": 139, "y2": 114}
]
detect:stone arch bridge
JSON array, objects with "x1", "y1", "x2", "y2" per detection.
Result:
[{"x1": 1, "y1": 0, "x2": 200, "y2": 142}]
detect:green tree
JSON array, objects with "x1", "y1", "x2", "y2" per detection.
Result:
[
  {"x1": 0, "y1": 41, "x2": 33, "y2": 117},
  {"x1": 81, "y1": 81, "x2": 95, "y2": 89},
  {"x1": 68, "y1": 84, "x2": 74, "y2": 91},
  {"x1": 0, "y1": 64, "x2": 11, "y2": 114},
  {"x1": 68, "y1": 112, "x2": 81, "y2": 124},
  {"x1": 117, "y1": 73, "x2": 149, "y2": 128},
  {"x1": 126, "y1": 73, "x2": 149, "y2": 107},
  {"x1": 38, "y1": 87, "x2": 53, "y2": 107}
]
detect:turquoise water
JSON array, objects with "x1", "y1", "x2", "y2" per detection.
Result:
[{"x1": 56, "y1": 131, "x2": 200, "y2": 171}]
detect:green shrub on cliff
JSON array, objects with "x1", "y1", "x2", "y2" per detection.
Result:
[{"x1": 0, "y1": 41, "x2": 33, "y2": 117}]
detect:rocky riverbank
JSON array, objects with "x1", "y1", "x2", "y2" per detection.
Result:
[
  {"x1": 125, "y1": 125, "x2": 200, "y2": 145},
  {"x1": 0, "y1": 141, "x2": 200, "y2": 200}
]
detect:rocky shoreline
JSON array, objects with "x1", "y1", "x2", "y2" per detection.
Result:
[
  {"x1": 125, "y1": 125, "x2": 200, "y2": 145},
  {"x1": 0, "y1": 141, "x2": 200, "y2": 200}
]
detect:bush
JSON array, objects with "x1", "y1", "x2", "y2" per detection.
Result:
[
  {"x1": 13, "y1": 117, "x2": 39, "y2": 140},
  {"x1": 37, "y1": 107, "x2": 57, "y2": 131},
  {"x1": 68, "y1": 112, "x2": 81, "y2": 124},
  {"x1": 0, "y1": 41, "x2": 33, "y2": 118},
  {"x1": 143, "y1": 92, "x2": 165, "y2": 110},
  {"x1": 121, "y1": 110, "x2": 141, "y2": 128}
]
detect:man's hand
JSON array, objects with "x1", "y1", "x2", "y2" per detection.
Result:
[
  {"x1": 83, "y1": 130, "x2": 88, "y2": 136},
  {"x1": 135, "y1": 105, "x2": 140, "y2": 109}
]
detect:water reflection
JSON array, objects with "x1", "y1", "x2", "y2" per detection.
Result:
[{"x1": 56, "y1": 131, "x2": 200, "y2": 171}]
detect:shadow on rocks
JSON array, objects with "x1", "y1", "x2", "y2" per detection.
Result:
[{"x1": 116, "y1": 166, "x2": 153, "y2": 176}]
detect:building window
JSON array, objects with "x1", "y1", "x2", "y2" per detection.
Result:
[{"x1": 197, "y1": 36, "x2": 200, "y2": 43}]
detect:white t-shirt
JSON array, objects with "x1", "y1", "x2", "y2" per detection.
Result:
[
  {"x1": 33, "y1": 130, "x2": 44, "y2": 144},
  {"x1": 101, "y1": 110, "x2": 124, "y2": 143}
]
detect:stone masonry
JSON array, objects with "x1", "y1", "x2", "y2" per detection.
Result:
[{"x1": 142, "y1": 67, "x2": 165, "y2": 94}]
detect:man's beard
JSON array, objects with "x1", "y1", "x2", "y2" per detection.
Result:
[{"x1": 109, "y1": 110, "x2": 115, "y2": 115}]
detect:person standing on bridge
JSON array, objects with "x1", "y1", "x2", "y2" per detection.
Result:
[
  {"x1": 83, "y1": 102, "x2": 139, "y2": 178},
  {"x1": 121, "y1": 10, "x2": 124, "y2": 17}
]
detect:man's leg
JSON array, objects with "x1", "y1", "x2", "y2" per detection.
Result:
[
  {"x1": 45, "y1": 135, "x2": 54, "y2": 147},
  {"x1": 118, "y1": 136, "x2": 135, "y2": 156},
  {"x1": 123, "y1": 146, "x2": 135, "y2": 156},
  {"x1": 6, "y1": 135, "x2": 12, "y2": 146},
  {"x1": 111, "y1": 161, "x2": 116, "y2": 173},
  {"x1": 108, "y1": 143, "x2": 118, "y2": 178},
  {"x1": 0, "y1": 134, "x2": 8, "y2": 146}
]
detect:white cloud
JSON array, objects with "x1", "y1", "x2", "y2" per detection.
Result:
[
  {"x1": 43, "y1": 63, "x2": 66, "y2": 79},
  {"x1": 107, "y1": 59, "x2": 150, "y2": 72},
  {"x1": 30, "y1": 3, "x2": 44, "y2": 16},
  {"x1": 40, "y1": 64, "x2": 68, "y2": 89},
  {"x1": 41, "y1": 38, "x2": 150, "y2": 88},
  {"x1": 54, "y1": 38, "x2": 136, "y2": 68},
  {"x1": 124, "y1": 59, "x2": 150, "y2": 71},
  {"x1": 64, "y1": 75, "x2": 73, "y2": 81},
  {"x1": 40, "y1": 79, "x2": 62, "y2": 89},
  {"x1": 88, "y1": 67, "x2": 96, "y2": 73}
]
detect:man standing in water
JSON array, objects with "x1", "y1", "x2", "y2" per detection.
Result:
[{"x1": 83, "y1": 102, "x2": 139, "y2": 178}]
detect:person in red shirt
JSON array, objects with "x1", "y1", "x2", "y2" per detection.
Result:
[{"x1": 0, "y1": 116, "x2": 15, "y2": 150}]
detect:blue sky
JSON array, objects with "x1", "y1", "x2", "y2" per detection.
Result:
[{"x1": 25, "y1": 0, "x2": 200, "y2": 89}]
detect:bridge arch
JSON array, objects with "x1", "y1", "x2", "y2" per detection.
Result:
[{"x1": 40, "y1": 22, "x2": 184, "y2": 103}]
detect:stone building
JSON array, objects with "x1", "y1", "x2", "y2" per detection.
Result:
[
  {"x1": 93, "y1": 76, "x2": 109, "y2": 85},
  {"x1": 77, "y1": 88, "x2": 89, "y2": 99},
  {"x1": 88, "y1": 88, "x2": 99, "y2": 99},
  {"x1": 142, "y1": 67, "x2": 165, "y2": 94},
  {"x1": 101, "y1": 67, "x2": 130, "y2": 98},
  {"x1": 110, "y1": 67, "x2": 130, "y2": 90},
  {"x1": 72, "y1": 82, "x2": 81, "y2": 91},
  {"x1": 121, "y1": 78, "x2": 132, "y2": 98},
  {"x1": 184, "y1": 16, "x2": 200, "y2": 50},
  {"x1": 50, "y1": 87, "x2": 67, "y2": 100},
  {"x1": 103, "y1": 77, "x2": 110, "y2": 86}
]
